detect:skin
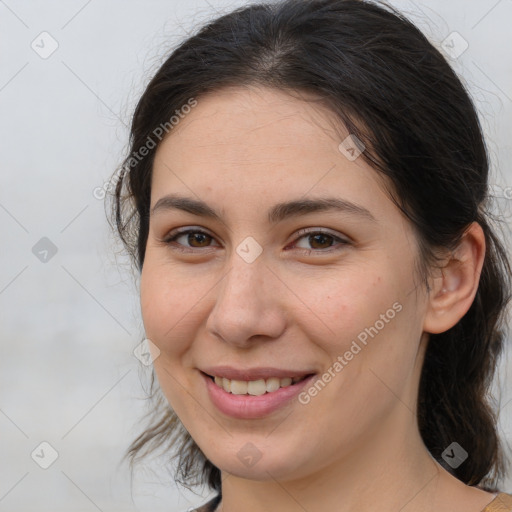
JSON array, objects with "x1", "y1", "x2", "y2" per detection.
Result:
[{"x1": 140, "y1": 85, "x2": 494, "y2": 512}]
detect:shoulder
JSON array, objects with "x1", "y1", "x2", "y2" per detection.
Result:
[{"x1": 481, "y1": 492, "x2": 512, "y2": 512}]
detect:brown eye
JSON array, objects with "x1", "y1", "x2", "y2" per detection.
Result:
[
  {"x1": 164, "y1": 229, "x2": 219, "y2": 252},
  {"x1": 293, "y1": 229, "x2": 350, "y2": 254},
  {"x1": 186, "y1": 232, "x2": 213, "y2": 248},
  {"x1": 307, "y1": 233, "x2": 335, "y2": 250}
]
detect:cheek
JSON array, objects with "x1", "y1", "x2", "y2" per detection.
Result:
[
  {"x1": 320, "y1": 272, "x2": 422, "y2": 401},
  {"x1": 291, "y1": 260, "x2": 421, "y2": 410},
  {"x1": 139, "y1": 258, "x2": 204, "y2": 355},
  {"x1": 291, "y1": 267, "x2": 404, "y2": 352},
  {"x1": 139, "y1": 259, "x2": 206, "y2": 416}
]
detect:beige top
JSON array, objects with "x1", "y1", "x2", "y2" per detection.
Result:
[
  {"x1": 192, "y1": 492, "x2": 512, "y2": 512},
  {"x1": 482, "y1": 493, "x2": 512, "y2": 512}
]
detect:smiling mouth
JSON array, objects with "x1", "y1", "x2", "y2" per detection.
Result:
[{"x1": 204, "y1": 373, "x2": 312, "y2": 396}]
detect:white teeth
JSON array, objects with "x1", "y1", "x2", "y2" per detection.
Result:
[
  {"x1": 212, "y1": 375, "x2": 306, "y2": 395},
  {"x1": 265, "y1": 377, "x2": 281, "y2": 393},
  {"x1": 281, "y1": 377, "x2": 292, "y2": 387},
  {"x1": 247, "y1": 379, "x2": 267, "y2": 396},
  {"x1": 230, "y1": 380, "x2": 248, "y2": 395}
]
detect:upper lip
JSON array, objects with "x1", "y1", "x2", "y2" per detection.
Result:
[{"x1": 200, "y1": 366, "x2": 315, "y2": 381}]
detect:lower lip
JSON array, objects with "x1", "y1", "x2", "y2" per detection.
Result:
[{"x1": 202, "y1": 372, "x2": 315, "y2": 419}]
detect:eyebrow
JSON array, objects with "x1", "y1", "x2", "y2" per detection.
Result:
[{"x1": 150, "y1": 194, "x2": 376, "y2": 224}]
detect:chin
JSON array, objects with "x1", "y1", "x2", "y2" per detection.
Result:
[{"x1": 202, "y1": 441, "x2": 308, "y2": 482}]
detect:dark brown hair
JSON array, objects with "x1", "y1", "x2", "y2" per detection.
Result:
[{"x1": 110, "y1": 0, "x2": 512, "y2": 494}]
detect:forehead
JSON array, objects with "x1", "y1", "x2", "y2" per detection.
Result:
[
  {"x1": 150, "y1": 85, "x2": 393, "y2": 221},
  {"x1": 177, "y1": 85, "x2": 342, "y2": 134},
  {"x1": 163, "y1": 87, "x2": 339, "y2": 161}
]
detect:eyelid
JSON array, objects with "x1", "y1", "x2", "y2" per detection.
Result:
[
  {"x1": 162, "y1": 226, "x2": 220, "y2": 249},
  {"x1": 164, "y1": 225, "x2": 215, "y2": 240},
  {"x1": 288, "y1": 228, "x2": 351, "y2": 255},
  {"x1": 293, "y1": 227, "x2": 351, "y2": 244}
]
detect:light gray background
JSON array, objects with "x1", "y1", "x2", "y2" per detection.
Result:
[{"x1": 1, "y1": 0, "x2": 511, "y2": 511}]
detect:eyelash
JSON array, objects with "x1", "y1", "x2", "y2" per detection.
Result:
[{"x1": 162, "y1": 227, "x2": 350, "y2": 255}]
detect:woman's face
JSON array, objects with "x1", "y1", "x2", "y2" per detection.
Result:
[{"x1": 140, "y1": 86, "x2": 431, "y2": 481}]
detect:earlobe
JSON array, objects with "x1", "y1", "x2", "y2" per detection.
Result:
[{"x1": 423, "y1": 222, "x2": 486, "y2": 334}]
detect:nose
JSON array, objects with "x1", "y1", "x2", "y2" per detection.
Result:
[{"x1": 205, "y1": 250, "x2": 287, "y2": 348}]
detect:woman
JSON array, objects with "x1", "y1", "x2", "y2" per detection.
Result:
[{"x1": 110, "y1": 0, "x2": 512, "y2": 510}]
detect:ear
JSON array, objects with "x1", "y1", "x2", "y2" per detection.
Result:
[{"x1": 423, "y1": 222, "x2": 486, "y2": 334}]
